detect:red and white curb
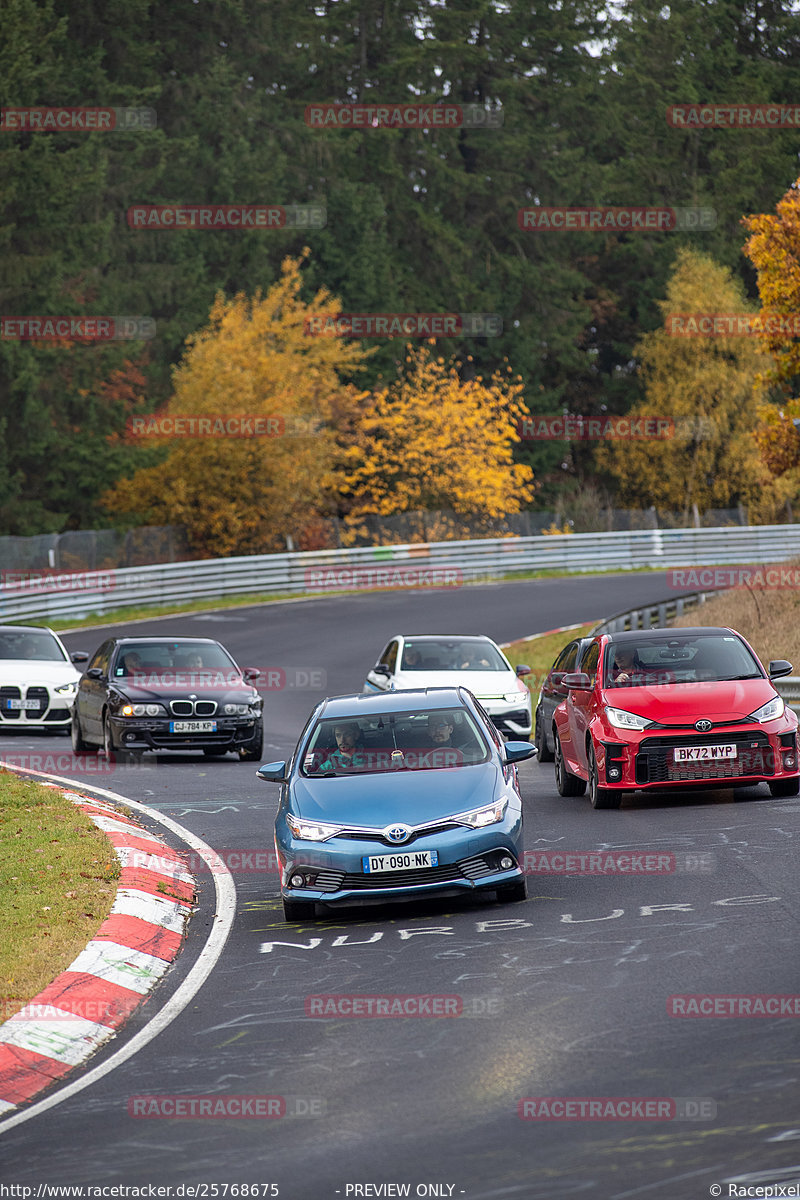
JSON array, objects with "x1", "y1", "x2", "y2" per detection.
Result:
[{"x1": 0, "y1": 784, "x2": 196, "y2": 1115}]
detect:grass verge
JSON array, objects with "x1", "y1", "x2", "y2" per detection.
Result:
[
  {"x1": 502, "y1": 622, "x2": 599, "y2": 695},
  {"x1": 0, "y1": 770, "x2": 119, "y2": 1019},
  {"x1": 671, "y1": 586, "x2": 800, "y2": 668}
]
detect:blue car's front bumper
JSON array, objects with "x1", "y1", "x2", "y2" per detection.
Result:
[{"x1": 275, "y1": 810, "x2": 524, "y2": 908}]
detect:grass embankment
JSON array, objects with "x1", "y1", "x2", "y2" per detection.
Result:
[
  {"x1": 0, "y1": 771, "x2": 119, "y2": 1020},
  {"x1": 672, "y1": 587, "x2": 800, "y2": 667},
  {"x1": 503, "y1": 622, "x2": 599, "y2": 694}
]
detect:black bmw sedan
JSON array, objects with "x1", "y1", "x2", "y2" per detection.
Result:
[{"x1": 71, "y1": 636, "x2": 263, "y2": 760}]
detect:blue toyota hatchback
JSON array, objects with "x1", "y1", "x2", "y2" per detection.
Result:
[{"x1": 258, "y1": 687, "x2": 536, "y2": 921}]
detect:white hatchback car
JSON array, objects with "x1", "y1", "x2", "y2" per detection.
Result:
[
  {"x1": 0, "y1": 624, "x2": 88, "y2": 733},
  {"x1": 363, "y1": 634, "x2": 532, "y2": 738}
]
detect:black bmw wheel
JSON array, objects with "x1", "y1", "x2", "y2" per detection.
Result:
[
  {"x1": 71, "y1": 711, "x2": 91, "y2": 752},
  {"x1": 102, "y1": 712, "x2": 116, "y2": 759},
  {"x1": 239, "y1": 723, "x2": 264, "y2": 762}
]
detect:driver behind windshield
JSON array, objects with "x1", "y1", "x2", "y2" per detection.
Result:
[
  {"x1": 611, "y1": 645, "x2": 640, "y2": 684},
  {"x1": 319, "y1": 722, "x2": 366, "y2": 772}
]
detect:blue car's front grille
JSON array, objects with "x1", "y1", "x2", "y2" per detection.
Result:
[
  {"x1": 299, "y1": 852, "x2": 516, "y2": 893},
  {"x1": 340, "y1": 863, "x2": 466, "y2": 889}
]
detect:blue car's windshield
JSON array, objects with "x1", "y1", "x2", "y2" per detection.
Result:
[{"x1": 301, "y1": 708, "x2": 491, "y2": 775}]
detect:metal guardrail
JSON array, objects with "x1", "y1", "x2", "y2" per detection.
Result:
[
  {"x1": 589, "y1": 590, "x2": 716, "y2": 635},
  {"x1": 0, "y1": 523, "x2": 798, "y2": 625}
]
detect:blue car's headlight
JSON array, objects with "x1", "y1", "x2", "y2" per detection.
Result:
[
  {"x1": 455, "y1": 798, "x2": 508, "y2": 828},
  {"x1": 286, "y1": 814, "x2": 343, "y2": 842},
  {"x1": 748, "y1": 695, "x2": 784, "y2": 723}
]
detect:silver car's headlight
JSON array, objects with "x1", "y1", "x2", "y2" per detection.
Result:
[
  {"x1": 456, "y1": 798, "x2": 508, "y2": 828},
  {"x1": 286, "y1": 814, "x2": 343, "y2": 842},
  {"x1": 748, "y1": 695, "x2": 784, "y2": 723},
  {"x1": 605, "y1": 706, "x2": 653, "y2": 732}
]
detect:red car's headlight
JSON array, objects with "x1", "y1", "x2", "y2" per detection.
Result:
[
  {"x1": 748, "y1": 696, "x2": 784, "y2": 723},
  {"x1": 605, "y1": 706, "x2": 653, "y2": 732}
]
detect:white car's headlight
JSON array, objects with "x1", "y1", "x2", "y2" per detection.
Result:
[
  {"x1": 504, "y1": 691, "x2": 526, "y2": 703},
  {"x1": 605, "y1": 706, "x2": 653, "y2": 732},
  {"x1": 456, "y1": 798, "x2": 508, "y2": 828},
  {"x1": 54, "y1": 682, "x2": 78, "y2": 696},
  {"x1": 286, "y1": 814, "x2": 343, "y2": 842},
  {"x1": 748, "y1": 696, "x2": 784, "y2": 723}
]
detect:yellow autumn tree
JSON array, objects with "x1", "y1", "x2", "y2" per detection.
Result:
[
  {"x1": 743, "y1": 178, "x2": 800, "y2": 391},
  {"x1": 338, "y1": 344, "x2": 535, "y2": 541},
  {"x1": 101, "y1": 253, "x2": 371, "y2": 556},
  {"x1": 596, "y1": 248, "x2": 775, "y2": 523},
  {"x1": 743, "y1": 178, "x2": 800, "y2": 508}
]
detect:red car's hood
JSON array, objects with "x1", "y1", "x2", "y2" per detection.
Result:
[{"x1": 601, "y1": 678, "x2": 777, "y2": 723}]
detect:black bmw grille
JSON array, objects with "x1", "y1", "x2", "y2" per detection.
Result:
[{"x1": 636, "y1": 732, "x2": 773, "y2": 784}]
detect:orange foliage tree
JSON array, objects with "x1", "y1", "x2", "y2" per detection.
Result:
[
  {"x1": 743, "y1": 180, "x2": 800, "y2": 498},
  {"x1": 101, "y1": 254, "x2": 371, "y2": 556},
  {"x1": 338, "y1": 344, "x2": 534, "y2": 541}
]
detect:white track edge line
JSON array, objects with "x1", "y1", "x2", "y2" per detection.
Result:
[{"x1": 0, "y1": 766, "x2": 237, "y2": 1134}]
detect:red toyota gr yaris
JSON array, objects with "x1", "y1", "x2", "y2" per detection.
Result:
[{"x1": 552, "y1": 627, "x2": 799, "y2": 809}]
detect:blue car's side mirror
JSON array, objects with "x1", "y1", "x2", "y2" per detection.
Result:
[
  {"x1": 504, "y1": 741, "x2": 538, "y2": 764},
  {"x1": 257, "y1": 761, "x2": 287, "y2": 782}
]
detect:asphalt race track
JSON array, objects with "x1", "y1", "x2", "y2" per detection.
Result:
[{"x1": 1, "y1": 572, "x2": 799, "y2": 1200}]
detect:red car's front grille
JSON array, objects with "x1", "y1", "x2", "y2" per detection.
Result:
[{"x1": 636, "y1": 732, "x2": 774, "y2": 784}]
